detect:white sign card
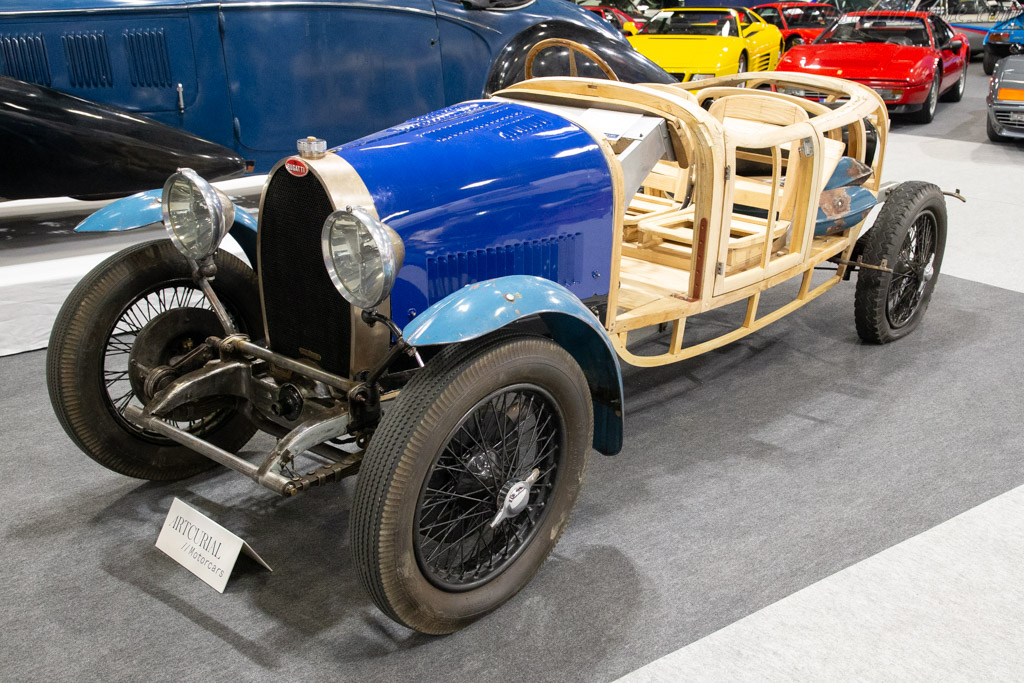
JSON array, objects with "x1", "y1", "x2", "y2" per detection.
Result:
[{"x1": 155, "y1": 497, "x2": 272, "y2": 593}]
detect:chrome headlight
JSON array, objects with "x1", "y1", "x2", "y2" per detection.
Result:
[
  {"x1": 161, "y1": 168, "x2": 234, "y2": 262},
  {"x1": 321, "y1": 206, "x2": 405, "y2": 310}
]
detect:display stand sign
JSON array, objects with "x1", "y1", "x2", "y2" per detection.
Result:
[{"x1": 155, "y1": 498, "x2": 271, "y2": 593}]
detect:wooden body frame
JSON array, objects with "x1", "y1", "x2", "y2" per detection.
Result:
[{"x1": 496, "y1": 72, "x2": 889, "y2": 367}]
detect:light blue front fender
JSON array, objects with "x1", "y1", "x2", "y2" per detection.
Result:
[
  {"x1": 404, "y1": 276, "x2": 624, "y2": 455},
  {"x1": 75, "y1": 190, "x2": 258, "y2": 265}
]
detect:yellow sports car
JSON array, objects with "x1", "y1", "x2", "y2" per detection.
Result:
[{"x1": 628, "y1": 7, "x2": 784, "y2": 82}]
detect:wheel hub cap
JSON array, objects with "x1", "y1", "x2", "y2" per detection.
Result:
[{"x1": 491, "y1": 468, "x2": 540, "y2": 529}]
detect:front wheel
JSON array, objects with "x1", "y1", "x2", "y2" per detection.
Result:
[
  {"x1": 987, "y1": 113, "x2": 1009, "y2": 142},
  {"x1": 854, "y1": 182, "x2": 946, "y2": 344},
  {"x1": 351, "y1": 334, "x2": 593, "y2": 634},
  {"x1": 911, "y1": 69, "x2": 940, "y2": 123},
  {"x1": 785, "y1": 35, "x2": 804, "y2": 51},
  {"x1": 736, "y1": 52, "x2": 748, "y2": 74},
  {"x1": 46, "y1": 239, "x2": 264, "y2": 480}
]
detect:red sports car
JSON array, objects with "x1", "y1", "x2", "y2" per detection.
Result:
[
  {"x1": 776, "y1": 11, "x2": 970, "y2": 123},
  {"x1": 584, "y1": 6, "x2": 645, "y2": 36},
  {"x1": 751, "y1": 3, "x2": 840, "y2": 51}
]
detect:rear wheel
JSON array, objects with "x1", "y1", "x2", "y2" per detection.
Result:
[
  {"x1": 351, "y1": 334, "x2": 593, "y2": 634},
  {"x1": 47, "y1": 240, "x2": 263, "y2": 480},
  {"x1": 983, "y1": 48, "x2": 996, "y2": 75},
  {"x1": 854, "y1": 183, "x2": 946, "y2": 344}
]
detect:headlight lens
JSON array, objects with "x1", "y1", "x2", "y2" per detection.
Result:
[
  {"x1": 161, "y1": 168, "x2": 234, "y2": 262},
  {"x1": 321, "y1": 206, "x2": 404, "y2": 310},
  {"x1": 690, "y1": 73, "x2": 715, "y2": 81}
]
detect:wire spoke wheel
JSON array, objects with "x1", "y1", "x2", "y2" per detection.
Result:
[
  {"x1": 414, "y1": 385, "x2": 563, "y2": 591},
  {"x1": 47, "y1": 240, "x2": 262, "y2": 480},
  {"x1": 352, "y1": 334, "x2": 593, "y2": 634},
  {"x1": 854, "y1": 182, "x2": 946, "y2": 344},
  {"x1": 103, "y1": 282, "x2": 234, "y2": 441},
  {"x1": 886, "y1": 210, "x2": 937, "y2": 329}
]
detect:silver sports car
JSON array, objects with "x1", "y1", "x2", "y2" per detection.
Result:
[{"x1": 987, "y1": 54, "x2": 1024, "y2": 142}]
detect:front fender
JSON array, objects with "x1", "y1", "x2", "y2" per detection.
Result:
[
  {"x1": 404, "y1": 276, "x2": 624, "y2": 455},
  {"x1": 75, "y1": 190, "x2": 258, "y2": 265}
]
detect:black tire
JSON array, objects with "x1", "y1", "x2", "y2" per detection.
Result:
[
  {"x1": 987, "y1": 113, "x2": 1008, "y2": 142},
  {"x1": 854, "y1": 182, "x2": 946, "y2": 344},
  {"x1": 351, "y1": 334, "x2": 593, "y2": 634},
  {"x1": 941, "y1": 62, "x2": 967, "y2": 102},
  {"x1": 983, "y1": 49, "x2": 996, "y2": 76},
  {"x1": 785, "y1": 35, "x2": 804, "y2": 51},
  {"x1": 46, "y1": 239, "x2": 263, "y2": 480},
  {"x1": 911, "y1": 69, "x2": 940, "y2": 123},
  {"x1": 737, "y1": 52, "x2": 748, "y2": 74}
]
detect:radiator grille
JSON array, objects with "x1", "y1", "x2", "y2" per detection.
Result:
[
  {"x1": 124, "y1": 29, "x2": 172, "y2": 87},
  {"x1": 0, "y1": 33, "x2": 50, "y2": 85},
  {"x1": 62, "y1": 31, "x2": 112, "y2": 88},
  {"x1": 995, "y1": 110, "x2": 1024, "y2": 130},
  {"x1": 258, "y1": 170, "x2": 352, "y2": 376},
  {"x1": 426, "y1": 233, "x2": 583, "y2": 305}
]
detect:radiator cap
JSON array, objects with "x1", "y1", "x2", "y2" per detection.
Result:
[{"x1": 297, "y1": 136, "x2": 326, "y2": 159}]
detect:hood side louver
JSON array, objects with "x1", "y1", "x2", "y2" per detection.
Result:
[
  {"x1": 0, "y1": 33, "x2": 50, "y2": 85},
  {"x1": 61, "y1": 31, "x2": 112, "y2": 88},
  {"x1": 124, "y1": 28, "x2": 172, "y2": 88}
]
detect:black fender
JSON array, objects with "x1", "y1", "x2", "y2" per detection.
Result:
[
  {"x1": 484, "y1": 21, "x2": 676, "y2": 94},
  {"x1": 0, "y1": 75, "x2": 246, "y2": 201}
]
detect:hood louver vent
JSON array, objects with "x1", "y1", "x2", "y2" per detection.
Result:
[
  {"x1": 426, "y1": 233, "x2": 583, "y2": 305},
  {"x1": 62, "y1": 31, "x2": 112, "y2": 88},
  {"x1": 0, "y1": 33, "x2": 50, "y2": 85},
  {"x1": 124, "y1": 29, "x2": 172, "y2": 88}
]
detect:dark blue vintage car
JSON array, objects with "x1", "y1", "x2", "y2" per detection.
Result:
[{"x1": 0, "y1": 0, "x2": 672, "y2": 198}]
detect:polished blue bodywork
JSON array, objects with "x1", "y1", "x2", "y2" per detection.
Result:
[
  {"x1": 76, "y1": 189, "x2": 259, "y2": 263},
  {"x1": 815, "y1": 157, "x2": 877, "y2": 237},
  {"x1": 335, "y1": 100, "x2": 616, "y2": 330},
  {"x1": 984, "y1": 13, "x2": 1024, "y2": 58},
  {"x1": 404, "y1": 276, "x2": 624, "y2": 455},
  {"x1": 0, "y1": 0, "x2": 650, "y2": 171}
]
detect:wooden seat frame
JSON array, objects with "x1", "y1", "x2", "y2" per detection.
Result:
[{"x1": 495, "y1": 73, "x2": 889, "y2": 367}]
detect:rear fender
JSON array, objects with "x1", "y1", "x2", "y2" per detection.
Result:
[
  {"x1": 403, "y1": 276, "x2": 624, "y2": 455},
  {"x1": 75, "y1": 190, "x2": 258, "y2": 265}
]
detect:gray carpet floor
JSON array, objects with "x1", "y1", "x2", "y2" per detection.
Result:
[{"x1": 1, "y1": 273, "x2": 1021, "y2": 682}]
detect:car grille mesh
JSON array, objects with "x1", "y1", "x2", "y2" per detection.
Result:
[
  {"x1": 995, "y1": 110, "x2": 1024, "y2": 130},
  {"x1": 258, "y1": 169, "x2": 352, "y2": 377}
]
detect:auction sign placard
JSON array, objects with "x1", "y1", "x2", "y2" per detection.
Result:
[{"x1": 155, "y1": 498, "x2": 270, "y2": 592}]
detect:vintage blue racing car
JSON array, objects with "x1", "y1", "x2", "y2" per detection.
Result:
[
  {"x1": 0, "y1": 0, "x2": 672, "y2": 199},
  {"x1": 49, "y1": 72, "x2": 951, "y2": 634}
]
